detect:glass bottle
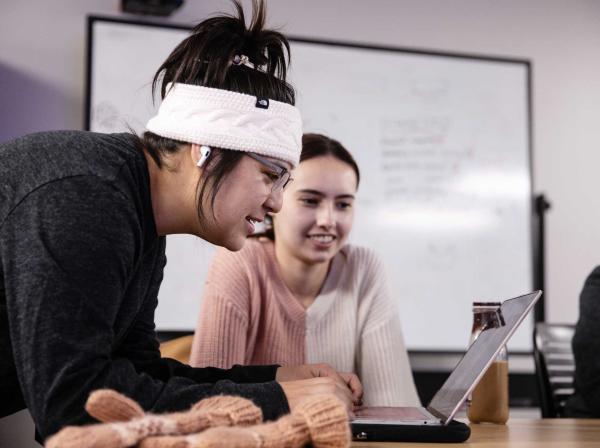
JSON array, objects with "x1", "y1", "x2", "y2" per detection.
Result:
[{"x1": 467, "y1": 302, "x2": 509, "y2": 424}]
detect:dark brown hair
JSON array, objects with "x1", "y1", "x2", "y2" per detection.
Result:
[
  {"x1": 259, "y1": 133, "x2": 360, "y2": 240},
  {"x1": 139, "y1": 0, "x2": 295, "y2": 222},
  {"x1": 300, "y1": 133, "x2": 360, "y2": 186}
]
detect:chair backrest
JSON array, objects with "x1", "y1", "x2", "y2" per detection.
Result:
[
  {"x1": 533, "y1": 323, "x2": 575, "y2": 417},
  {"x1": 159, "y1": 335, "x2": 194, "y2": 365}
]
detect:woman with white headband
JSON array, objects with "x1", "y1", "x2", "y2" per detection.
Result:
[
  {"x1": 191, "y1": 134, "x2": 420, "y2": 408},
  {"x1": 0, "y1": 1, "x2": 360, "y2": 442}
]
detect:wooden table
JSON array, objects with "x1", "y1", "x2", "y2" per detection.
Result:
[{"x1": 352, "y1": 419, "x2": 600, "y2": 447}]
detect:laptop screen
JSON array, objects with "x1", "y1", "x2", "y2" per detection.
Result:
[{"x1": 428, "y1": 291, "x2": 541, "y2": 422}]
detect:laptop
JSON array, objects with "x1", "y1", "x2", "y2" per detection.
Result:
[{"x1": 351, "y1": 290, "x2": 542, "y2": 442}]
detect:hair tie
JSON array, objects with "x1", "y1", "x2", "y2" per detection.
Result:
[{"x1": 231, "y1": 54, "x2": 260, "y2": 70}]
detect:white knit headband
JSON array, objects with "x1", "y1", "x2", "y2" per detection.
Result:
[{"x1": 146, "y1": 83, "x2": 303, "y2": 167}]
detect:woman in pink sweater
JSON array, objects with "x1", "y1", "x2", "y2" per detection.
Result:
[{"x1": 191, "y1": 134, "x2": 420, "y2": 407}]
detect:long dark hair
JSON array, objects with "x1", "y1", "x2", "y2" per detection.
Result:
[
  {"x1": 259, "y1": 133, "x2": 360, "y2": 240},
  {"x1": 138, "y1": 0, "x2": 295, "y2": 222}
]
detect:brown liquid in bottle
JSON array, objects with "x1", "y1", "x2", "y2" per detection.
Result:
[{"x1": 467, "y1": 360, "x2": 509, "y2": 424}]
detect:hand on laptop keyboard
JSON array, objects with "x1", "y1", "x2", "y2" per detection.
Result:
[{"x1": 276, "y1": 363, "x2": 363, "y2": 414}]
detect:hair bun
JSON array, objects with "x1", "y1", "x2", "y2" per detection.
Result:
[{"x1": 152, "y1": 0, "x2": 294, "y2": 105}]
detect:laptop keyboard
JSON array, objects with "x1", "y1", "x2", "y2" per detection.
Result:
[{"x1": 353, "y1": 406, "x2": 433, "y2": 421}]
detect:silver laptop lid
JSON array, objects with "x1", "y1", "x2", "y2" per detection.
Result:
[{"x1": 427, "y1": 291, "x2": 542, "y2": 424}]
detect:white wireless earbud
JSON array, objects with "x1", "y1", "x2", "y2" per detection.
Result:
[{"x1": 196, "y1": 145, "x2": 212, "y2": 167}]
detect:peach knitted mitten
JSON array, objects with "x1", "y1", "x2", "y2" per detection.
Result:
[
  {"x1": 45, "y1": 390, "x2": 262, "y2": 448},
  {"x1": 139, "y1": 394, "x2": 351, "y2": 448}
]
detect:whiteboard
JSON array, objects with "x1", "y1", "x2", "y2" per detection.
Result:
[{"x1": 87, "y1": 17, "x2": 534, "y2": 351}]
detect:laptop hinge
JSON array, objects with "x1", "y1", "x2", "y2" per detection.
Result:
[{"x1": 425, "y1": 406, "x2": 448, "y2": 423}]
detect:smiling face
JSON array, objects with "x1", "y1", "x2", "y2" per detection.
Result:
[
  {"x1": 200, "y1": 153, "x2": 291, "y2": 251},
  {"x1": 273, "y1": 155, "x2": 358, "y2": 265}
]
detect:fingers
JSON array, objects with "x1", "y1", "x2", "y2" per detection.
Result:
[
  {"x1": 315, "y1": 377, "x2": 353, "y2": 414},
  {"x1": 277, "y1": 364, "x2": 363, "y2": 412},
  {"x1": 279, "y1": 377, "x2": 355, "y2": 416},
  {"x1": 333, "y1": 379, "x2": 355, "y2": 412},
  {"x1": 312, "y1": 363, "x2": 345, "y2": 382},
  {"x1": 312, "y1": 364, "x2": 362, "y2": 406},
  {"x1": 340, "y1": 372, "x2": 363, "y2": 404}
]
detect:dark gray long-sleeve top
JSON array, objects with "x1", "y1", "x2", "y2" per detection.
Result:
[
  {"x1": 565, "y1": 266, "x2": 600, "y2": 417},
  {"x1": 0, "y1": 131, "x2": 289, "y2": 440}
]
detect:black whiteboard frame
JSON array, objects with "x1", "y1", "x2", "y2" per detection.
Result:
[{"x1": 84, "y1": 15, "x2": 541, "y2": 355}]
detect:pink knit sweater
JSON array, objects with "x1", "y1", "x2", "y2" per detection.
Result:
[{"x1": 190, "y1": 239, "x2": 420, "y2": 407}]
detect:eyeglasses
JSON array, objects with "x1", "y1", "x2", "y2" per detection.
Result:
[{"x1": 246, "y1": 152, "x2": 293, "y2": 192}]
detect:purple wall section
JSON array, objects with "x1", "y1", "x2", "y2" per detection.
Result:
[{"x1": 0, "y1": 63, "x2": 73, "y2": 144}]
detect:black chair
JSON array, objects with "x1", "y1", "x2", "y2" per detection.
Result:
[{"x1": 533, "y1": 323, "x2": 576, "y2": 417}]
